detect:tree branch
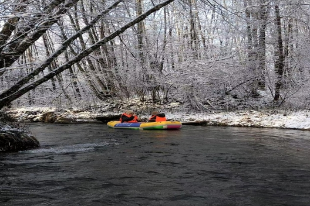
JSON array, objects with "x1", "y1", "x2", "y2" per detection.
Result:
[
  {"x1": 0, "y1": 0, "x2": 123, "y2": 100},
  {"x1": 0, "y1": 0, "x2": 76, "y2": 68},
  {"x1": 0, "y1": 0, "x2": 175, "y2": 108}
]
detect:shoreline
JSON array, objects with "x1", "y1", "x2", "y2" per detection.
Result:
[
  {"x1": 4, "y1": 107, "x2": 310, "y2": 131},
  {"x1": 2, "y1": 107, "x2": 310, "y2": 152}
]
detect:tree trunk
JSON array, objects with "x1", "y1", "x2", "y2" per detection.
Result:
[
  {"x1": 257, "y1": 0, "x2": 269, "y2": 89},
  {"x1": 0, "y1": 0, "x2": 78, "y2": 69},
  {"x1": 136, "y1": 0, "x2": 145, "y2": 68},
  {"x1": 188, "y1": 0, "x2": 199, "y2": 59},
  {"x1": 0, "y1": 0, "x2": 175, "y2": 109},
  {"x1": 0, "y1": 0, "x2": 123, "y2": 100},
  {"x1": 274, "y1": 4, "x2": 284, "y2": 101},
  {"x1": 244, "y1": 0, "x2": 269, "y2": 96},
  {"x1": 0, "y1": 0, "x2": 28, "y2": 53},
  {"x1": 68, "y1": 9, "x2": 108, "y2": 99}
]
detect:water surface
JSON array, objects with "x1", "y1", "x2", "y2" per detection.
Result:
[{"x1": 1, "y1": 123, "x2": 310, "y2": 205}]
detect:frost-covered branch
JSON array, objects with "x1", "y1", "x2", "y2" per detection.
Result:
[
  {"x1": 0, "y1": 0, "x2": 123, "y2": 100},
  {"x1": 0, "y1": 0, "x2": 175, "y2": 109}
]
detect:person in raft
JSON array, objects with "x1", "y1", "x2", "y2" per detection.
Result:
[
  {"x1": 120, "y1": 110, "x2": 139, "y2": 123},
  {"x1": 148, "y1": 111, "x2": 167, "y2": 122}
]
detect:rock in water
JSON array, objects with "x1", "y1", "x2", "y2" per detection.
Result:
[{"x1": 0, "y1": 130, "x2": 40, "y2": 152}]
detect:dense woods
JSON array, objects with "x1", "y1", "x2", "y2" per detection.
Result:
[{"x1": 1, "y1": 0, "x2": 310, "y2": 111}]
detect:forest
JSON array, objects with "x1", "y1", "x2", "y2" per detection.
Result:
[{"x1": 1, "y1": 0, "x2": 310, "y2": 112}]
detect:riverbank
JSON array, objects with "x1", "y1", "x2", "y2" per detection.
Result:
[
  {"x1": 2, "y1": 105, "x2": 310, "y2": 152},
  {"x1": 3, "y1": 106, "x2": 310, "y2": 130}
]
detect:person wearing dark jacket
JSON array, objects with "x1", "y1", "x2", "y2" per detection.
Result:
[
  {"x1": 120, "y1": 110, "x2": 138, "y2": 123},
  {"x1": 149, "y1": 111, "x2": 167, "y2": 122}
]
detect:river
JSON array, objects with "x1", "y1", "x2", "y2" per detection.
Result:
[{"x1": 1, "y1": 123, "x2": 310, "y2": 206}]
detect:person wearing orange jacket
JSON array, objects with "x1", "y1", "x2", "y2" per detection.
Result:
[
  {"x1": 120, "y1": 110, "x2": 139, "y2": 123},
  {"x1": 148, "y1": 111, "x2": 167, "y2": 122}
]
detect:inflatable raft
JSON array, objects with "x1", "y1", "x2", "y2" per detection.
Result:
[{"x1": 107, "y1": 121, "x2": 182, "y2": 130}]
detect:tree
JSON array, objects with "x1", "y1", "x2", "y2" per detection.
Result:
[
  {"x1": 0, "y1": 0, "x2": 80, "y2": 69},
  {"x1": 2, "y1": 0, "x2": 310, "y2": 111},
  {"x1": 274, "y1": 3, "x2": 284, "y2": 101},
  {"x1": 0, "y1": 0, "x2": 175, "y2": 109},
  {"x1": 244, "y1": 0, "x2": 270, "y2": 96}
]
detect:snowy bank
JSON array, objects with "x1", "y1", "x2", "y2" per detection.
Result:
[
  {"x1": 171, "y1": 110, "x2": 310, "y2": 130},
  {"x1": 4, "y1": 106, "x2": 310, "y2": 130}
]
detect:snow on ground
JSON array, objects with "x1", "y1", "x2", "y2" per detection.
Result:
[
  {"x1": 174, "y1": 111, "x2": 310, "y2": 130},
  {"x1": 167, "y1": 110, "x2": 310, "y2": 130},
  {"x1": 3, "y1": 106, "x2": 310, "y2": 130}
]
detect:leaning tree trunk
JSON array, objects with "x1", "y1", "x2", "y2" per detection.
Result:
[
  {"x1": 0, "y1": 0, "x2": 175, "y2": 109},
  {"x1": 0, "y1": 0, "x2": 79, "y2": 69},
  {"x1": 0, "y1": 0, "x2": 123, "y2": 101},
  {"x1": 68, "y1": 9, "x2": 108, "y2": 99}
]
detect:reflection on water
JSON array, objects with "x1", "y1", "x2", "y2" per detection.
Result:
[{"x1": 1, "y1": 123, "x2": 310, "y2": 206}]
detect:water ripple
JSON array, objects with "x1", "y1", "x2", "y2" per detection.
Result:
[{"x1": 23, "y1": 142, "x2": 110, "y2": 154}]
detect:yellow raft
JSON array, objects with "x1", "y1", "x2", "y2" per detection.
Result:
[{"x1": 107, "y1": 121, "x2": 182, "y2": 130}]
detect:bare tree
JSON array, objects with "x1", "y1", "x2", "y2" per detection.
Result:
[
  {"x1": 244, "y1": 0, "x2": 269, "y2": 96},
  {"x1": 0, "y1": 0, "x2": 123, "y2": 101},
  {"x1": 0, "y1": 0, "x2": 80, "y2": 69},
  {"x1": 0, "y1": 0, "x2": 175, "y2": 109},
  {"x1": 2, "y1": 0, "x2": 310, "y2": 111}
]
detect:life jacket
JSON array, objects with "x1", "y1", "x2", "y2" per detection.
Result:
[
  {"x1": 155, "y1": 116, "x2": 166, "y2": 122},
  {"x1": 120, "y1": 113, "x2": 138, "y2": 123},
  {"x1": 149, "y1": 115, "x2": 167, "y2": 122}
]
